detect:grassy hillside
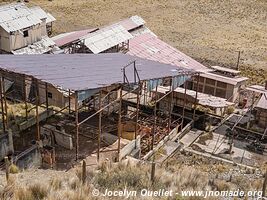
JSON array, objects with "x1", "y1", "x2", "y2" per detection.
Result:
[{"x1": 0, "y1": 155, "x2": 265, "y2": 200}]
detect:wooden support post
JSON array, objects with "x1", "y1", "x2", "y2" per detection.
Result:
[
  {"x1": 75, "y1": 92, "x2": 79, "y2": 161},
  {"x1": 181, "y1": 78, "x2": 187, "y2": 130},
  {"x1": 0, "y1": 78, "x2": 6, "y2": 132},
  {"x1": 68, "y1": 89, "x2": 71, "y2": 114},
  {"x1": 117, "y1": 87, "x2": 122, "y2": 161},
  {"x1": 2, "y1": 77, "x2": 8, "y2": 129},
  {"x1": 150, "y1": 160, "x2": 156, "y2": 184},
  {"x1": 23, "y1": 76, "x2": 28, "y2": 120},
  {"x1": 168, "y1": 78, "x2": 174, "y2": 132},
  {"x1": 4, "y1": 156, "x2": 9, "y2": 182},
  {"x1": 152, "y1": 81, "x2": 158, "y2": 150},
  {"x1": 134, "y1": 82, "x2": 141, "y2": 148},
  {"x1": 82, "y1": 159, "x2": 86, "y2": 185},
  {"x1": 263, "y1": 167, "x2": 267, "y2": 197},
  {"x1": 45, "y1": 83, "x2": 49, "y2": 114},
  {"x1": 247, "y1": 91, "x2": 255, "y2": 129},
  {"x1": 97, "y1": 91, "x2": 102, "y2": 162},
  {"x1": 193, "y1": 73, "x2": 200, "y2": 122},
  {"x1": 35, "y1": 80, "x2": 40, "y2": 141},
  {"x1": 236, "y1": 50, "x2": 241, "y2": 70}
]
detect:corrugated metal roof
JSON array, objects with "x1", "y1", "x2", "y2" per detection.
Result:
[
  {"x1": 127, "y1": 33, "x2": 209, "y2": 73},
  {"x1": 46, "y1": 12, "x2": 56, "y2": 23},
  {"x1": 256, "y1": 93, "x2": 267, "y2": 110},
  {"x1": 0, "y1": 3, "x2": 42, "y2": 32},
  {"x1": 11, "y1": 36, "x2": 56, "y2": 55},
  {"x1": 29, "y1": 6, "x2": 56, "y2": 23},
  {"x1": 156, "y1": 86, "x2": 234, "y2": 108},
  {"x1": 200, "y1": 72, "x2": 249, "y2": 85},
  {"x1": 117, "y1": 15, "x2": 145, "y2": 31},
  {"x1": 81, "y1": 25, "x2": 133, "y2": 54},
  {"x1": 0, "y1": 53, "x2": 194, "y2": 91},
  {"x1": 52, "y1": 28, "x2": 98, "y2": 47},
  {"x1": 211, "y1": 66, "x2": 240, "y2": 74},
  {"x1": 246, "y1": 85, "x2": 267, "y2": 94}
]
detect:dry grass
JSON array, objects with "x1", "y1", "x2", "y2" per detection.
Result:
[{"x1": 0, "y1": 158, "x2": 265, "y2": 200}]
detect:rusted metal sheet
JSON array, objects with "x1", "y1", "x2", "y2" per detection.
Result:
[
  {"x1": 52, "y1": 28, "x2": 98, "y2": 47},
  {"x1": 127, "y1": 33, "x2": 209, "y2": 73}
]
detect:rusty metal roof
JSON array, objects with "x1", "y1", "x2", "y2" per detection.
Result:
[
  {"x1": 0, "y1": 53, "x2": 195, "y2": 91},
  {"x1": 127, "y1": 33, "x2": 209, "y2": 73},
  {"x1": 52, "y1": 28, "x2": 98, "y2": 47},
  {"x1": 117, "y1": 15, "x2": 145, "y2": 31}
]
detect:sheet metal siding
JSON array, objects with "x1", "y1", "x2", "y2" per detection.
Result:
[
  {"x1": 0, "y1": 53, "x2": 194, "y2": 91},
  {"x1": 11, "y1": 36, "x2": 55, "y2": 54},
  {"x1": 9, "y1": 23, "x2": 45, "y2": 51}
]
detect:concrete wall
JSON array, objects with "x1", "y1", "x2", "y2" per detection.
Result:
[
  {"x1": 0, "y1": 132, "x2": 14, "y2": 161},
  {"x1": 119, "y1": 137, "x2": 140, "y2": 160},
  {"x1": 14, "y1": 145, "x2": 41, "y2": 169}
]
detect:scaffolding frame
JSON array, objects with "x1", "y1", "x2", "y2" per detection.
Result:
[{"x1": 0, "y1": 63, "x2": 198, "y2": 164}]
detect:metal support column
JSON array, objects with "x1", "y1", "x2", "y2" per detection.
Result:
[
  {"x1": 45, "y1": 83, "x2": 49, "y2": 115},
  {"x1": 97, "y1": 91, "x2": 102, "y2": 162},
  {"x1": 0, "y1": 78, "x2": 6, "y2": 132},
  {"x1": 193, "y1": 73, "x2": 200, "y2": 121},
  {"x1": 181, "y1": 78, "x2": 187, "y2": 130},
  {"x1": 117, "y1": 87, "x2": 122, "y2": 160},
  {"x1": 23, "y1": 76, "x2": 28, "y2": 120},
  {"x1": 152, "y1": 81, "x2": 158, "y2": 150},
  {"x1": 35, "y1": 79, "x2": 40, "y2": 141},
  {"x1": 168, "y1": 78, "x2": 174, "y2": 132},
  {"x1": 2, "y1": 77, "x2": 8, "y2": 129},
  {"x1": 134, "y1": 82, "x2": 141, "y2": 148},
  {"x1": 75, "y1": 91, "x2": 79, "y2": 161},
  {"x1": 68, "y1": 89, "x2": 71, "y2": 114}
]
